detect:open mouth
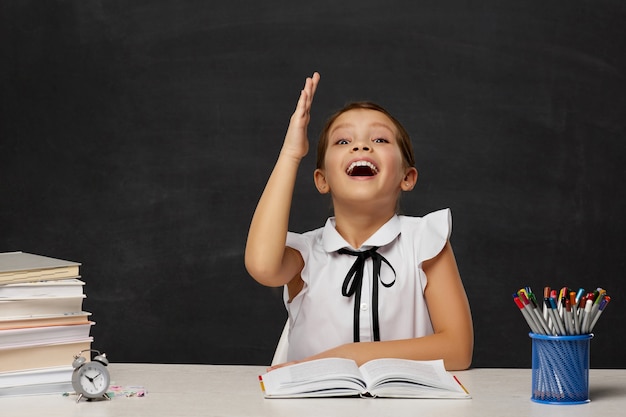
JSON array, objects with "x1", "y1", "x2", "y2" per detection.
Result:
[{"x1": 346, "y1": 160, "x2": 379, "y2": 177}]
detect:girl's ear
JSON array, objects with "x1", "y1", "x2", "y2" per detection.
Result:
[
  {"x1": 314, "y1": 169, "x2": 330, "y2": 194},
  {"x1": 401, "y1": 167, "x2": 418, "y2": 191}
]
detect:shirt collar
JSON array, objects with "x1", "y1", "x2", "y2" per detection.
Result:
[{"x1": 321, "y1": 215, "x2": 402, "y2": 252}]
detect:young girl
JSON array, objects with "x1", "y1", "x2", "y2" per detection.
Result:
[{"x1": 245, "y1": 72, "x2": 473, "y2": 371}]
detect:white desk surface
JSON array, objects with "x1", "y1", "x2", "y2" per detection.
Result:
[{"x1": 2, "y1": 364, "x2": 626, "y2": 417}]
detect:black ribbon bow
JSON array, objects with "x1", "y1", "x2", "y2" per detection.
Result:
[{"x1": 338, "y1": 247, "x2": 396, "y2": 342}]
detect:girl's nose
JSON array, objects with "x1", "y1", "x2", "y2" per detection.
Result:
[{"x1": 352, "y1": 144, "x2": 370, "y2": 152}]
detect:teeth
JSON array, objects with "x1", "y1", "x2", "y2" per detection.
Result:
[{"x1": 346, "y1": 160, "x2": 379, "y2": 175}]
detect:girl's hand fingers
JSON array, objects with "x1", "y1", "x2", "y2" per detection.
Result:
[
  {"x1": 282, "y1": 72, "x2": 320, "y2": 160},
  {"x1": 266, "y1": 361, "x2": 299, "y2": 372},
  {"x1": 294, "y1": 72, "x2": 320, "y2": 120},
  {"x1": 305, "y1": 72, "x2": 320, "y2": 108}
]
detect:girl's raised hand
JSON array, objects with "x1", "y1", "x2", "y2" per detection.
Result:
[{"x1": 280, "y1": 72, "x2": 320, "y2": 161}]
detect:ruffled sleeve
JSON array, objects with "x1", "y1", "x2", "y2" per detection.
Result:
[
  {"x1": 286, "y1": 231, "x2": 310, "y2": 264},
  {"x1": 416, "y1": 208, "x2": 452, "y2": 265},
  {"x1": 283, "y1": 231, "x2": 312, "y2": 306}
]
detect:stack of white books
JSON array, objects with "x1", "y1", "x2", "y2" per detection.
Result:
[{"x1": 0, "y1": 252, "x2": 93, "y2": 396}]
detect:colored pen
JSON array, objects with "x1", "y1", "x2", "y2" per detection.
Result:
[
  {"x1": 563, "y1": 298, "x2": 570, "y2": 334},
  {"x1": 569, "y1": 291, "x2": 580, "y2": 334},
  {"x1": 518, "y1": 292, "x2": 542, "y2": 334},
  {"x1": 551, "y1": 296, "x2": 567, "y2": 336},
  {"x1": 513, "y1": 294, "x2": 541, "y2": 334},
  {"x1": 546, "y1": 297, "x2": 566, "y2": 336},
  {"x1": 588, "y1": 296, "x2": 610, "y2": 332},
  {"x1": 515, "y1": 285, "x2": 611, "y2": 336},
  {"x1": 529, "y1": 293, "x2": 552, "y2": 335},
  {"x1": 558, "y1": 287, "x2": 568, "y2": 317},
  {"x1": 542, "y1": 287, "x2": 552, "y2": 330},
  {"x1": 586, "y1": 291, "x2": 604, "y2": 325},
  {"x1": 550, "y1": 290, "x2": 558, "y2": 313},
  {"x1": 581, "y1": 299, "x2": 593, "y2": 333},
  {"x1": 518, "y1": 290, "x2": 548, "y2": 335},
  {"x1": 589, "y1": 289, "x2": 606, "y2": 324},
  {"x1": 577, "y1": 294, "x2": 587, "y2": 331}
]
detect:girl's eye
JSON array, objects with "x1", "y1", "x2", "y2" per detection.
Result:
[
  {"x1": 373, "y1": 138, "x2": 389, "y2": 143},
  {"x1": 336, "y1": 139, "x2": 350, "y2": 145}
]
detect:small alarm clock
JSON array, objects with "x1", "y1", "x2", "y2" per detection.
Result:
[{"x1": 71, "y1": 349, "x2": 111, "y2": 402}]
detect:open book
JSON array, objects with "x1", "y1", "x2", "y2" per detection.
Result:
[{"x1": 259, "y1": 358, "x2": 470, "y2": 399}]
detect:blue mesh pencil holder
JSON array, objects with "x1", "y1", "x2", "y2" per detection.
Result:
[{"x1": 530, "y1": 332, "x2": 593, "y2": 404}]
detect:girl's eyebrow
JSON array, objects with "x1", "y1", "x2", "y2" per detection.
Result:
[
  {"x1": 369, "y1": 122, "x2": 396, "y2": 134},
  {"x1": 330, "y1": 122, "x2": 396, "y2": 136},
  {"x1": 329, "y1": 122, "x2": 354, "y2": 135}
]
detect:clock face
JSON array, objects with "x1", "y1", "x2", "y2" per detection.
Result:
[{"x1": 72, "y1": 361, "x2": 110, "y2": 398}]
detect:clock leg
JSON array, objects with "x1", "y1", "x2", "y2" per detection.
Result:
[{"x1": 76, "y1": 393, "x2": 84, "y2": 403}]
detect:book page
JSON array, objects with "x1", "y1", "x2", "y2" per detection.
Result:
[
  {"x1": 285, "y1": 358, "x2": 360, "y2": 383},
  {"x1": 261, "y1": 358, "x2": 366, "y2": 397},
  {"x1": 359, "y1": 358, "x2": 462, "y2": 392}
]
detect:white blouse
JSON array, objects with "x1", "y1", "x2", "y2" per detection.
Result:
[{"x1": 284, "y1": 208, "x2": 452, "y2": 362}]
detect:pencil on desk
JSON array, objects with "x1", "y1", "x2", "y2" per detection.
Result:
[{"x1": 453, "y1": 375, "x2": 469, "y2": 395}]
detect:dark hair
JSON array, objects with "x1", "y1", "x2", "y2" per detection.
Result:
[{"x1": 316, "y1": 102, "x2": 416, "y2": 170}]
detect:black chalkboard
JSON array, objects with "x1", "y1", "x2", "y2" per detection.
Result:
[{"x1": 1, "y1": 0, "x2": 625, "y2": 368}]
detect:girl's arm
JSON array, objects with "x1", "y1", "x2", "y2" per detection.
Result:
[
  {"x1": 270, "y1": 242, "x2": 474, "y2": 371},
  {"x1": 245, "y1": 73, "x2": 320, "y2": 289}
]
